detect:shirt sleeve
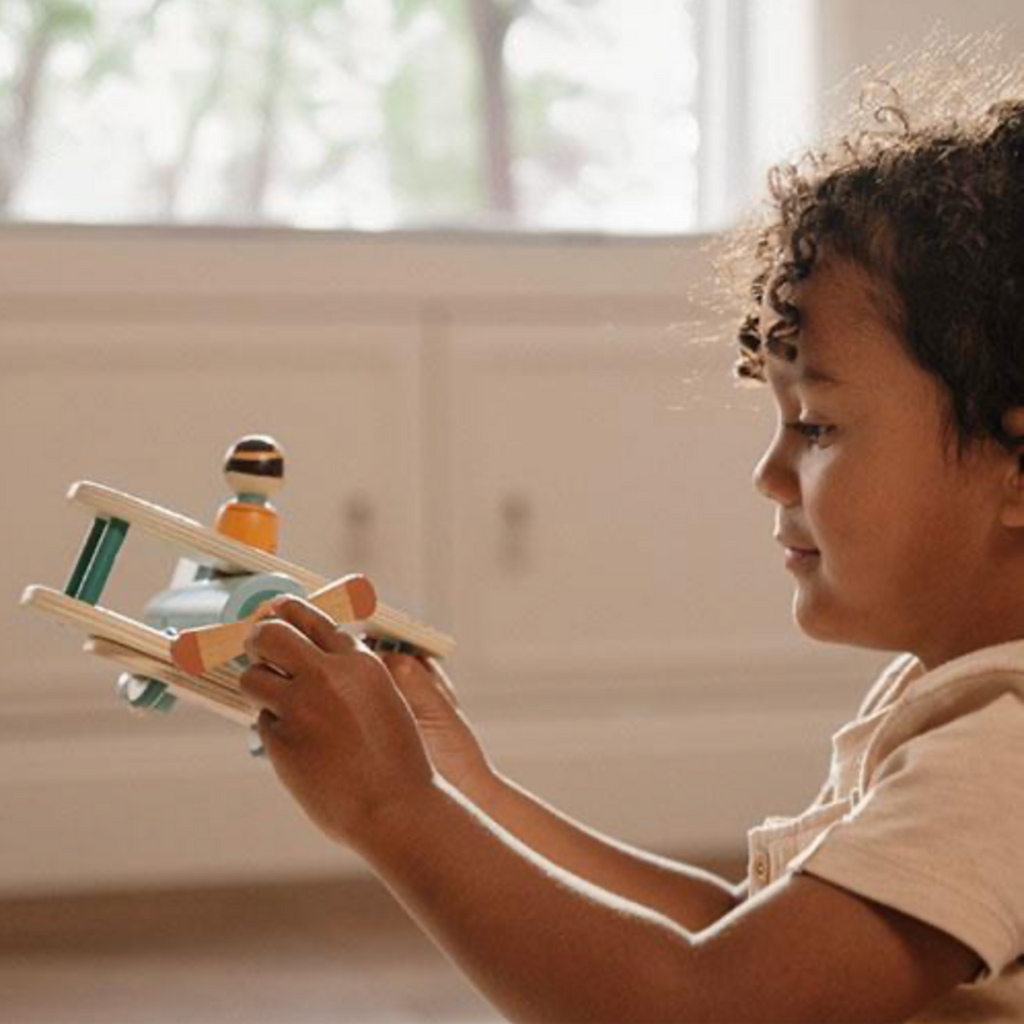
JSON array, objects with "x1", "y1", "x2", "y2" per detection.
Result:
[{"x1": 787, "y1": 690, "x2": 1024, "y2": 981}]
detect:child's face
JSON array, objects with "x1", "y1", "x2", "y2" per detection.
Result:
[{"x1": 752, "y1": 257, "x2": 1023, "y2": 668}]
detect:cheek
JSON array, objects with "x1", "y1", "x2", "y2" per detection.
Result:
[
  {"x1": 799, "y1": 456, "x2": 874, "y2": 546},
  {"x1": 800, "y1": 455, "x2": 900, "y2": 576},
  {"x1": 803, "y1": 450, "x2": 941, "y2": 571}
]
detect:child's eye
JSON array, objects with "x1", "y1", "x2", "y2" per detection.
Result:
[{"x1": 786, "y1": 421, "x2": 836, "y2": 447}]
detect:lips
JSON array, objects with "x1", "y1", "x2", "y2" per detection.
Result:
[
  {"x1": 774, "y1": 534, "x2": 819, "y2": 554},
  {"x1": 783, "y1": 546, "x2": 820, "y2": 571}
]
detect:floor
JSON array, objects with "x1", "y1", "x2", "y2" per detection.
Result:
[
  {"x1": 2, "y1": 858, "x2": 746, "y2": 1024},
  {"x1": 0, "y1": 878, "x2": 500, "y2": 1024}
]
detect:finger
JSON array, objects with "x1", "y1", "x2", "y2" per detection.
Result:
[
  {"x1": 268, "y1": 595, "x2": 359, "y2": 655},
  {"x1": 392, "y1": 651, "x2": 458, "y2": 704},
  {"x1": 238, "y1": 662, "x2": 293, "y2": 717},
  {"x1": 424, "y1": 655, "x2": 459, "y2": 701},
  {"x1": 382, "y1": 653, "x2": 457, "y2": 715},
  {"x1": 245, "y1": 617, "x2": 322, "y2": 678},
  {"x1": 255, "y1": 708, "x2": 290, "y2": 757}
]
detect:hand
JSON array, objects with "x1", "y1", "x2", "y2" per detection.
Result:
[
  {"x1": 239, "y1": 596, "x2": 436, "y2": 851},
  {"x1": 372, "y1": 646, "x2": 496, "y2": 803}
]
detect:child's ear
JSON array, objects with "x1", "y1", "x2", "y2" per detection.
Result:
[{"x1": 1000, "y1": 407, "x2": 1024, "y2": 528}]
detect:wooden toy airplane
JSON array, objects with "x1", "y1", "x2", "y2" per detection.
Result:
[{"x1": 21, "y1": 475, "x2": 455, "y2": 729}]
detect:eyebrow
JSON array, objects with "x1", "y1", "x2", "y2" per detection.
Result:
[
  {"x1": 764, "y1": 334, "x2": 843, "y2": 387},
  {"x1": 765, "y1": 356, "x2": 844, "y2": 390},
  {"x1": 765, "y1": 335, "x2": 843, "y2": 385}
]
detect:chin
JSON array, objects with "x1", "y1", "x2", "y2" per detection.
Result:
[
  {"x1": 792, "y1": 592, "x2": 902, "y2": 652},
  {"x1": 791, "y1": 590, "x2": 856, "y2": 645}
]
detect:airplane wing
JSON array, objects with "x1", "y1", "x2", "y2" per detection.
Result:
[
  {"x1": 21, "y1": 585, "x2": 254, "y2": 726},
  {"x1": 68, "y1": 482, "x2": 456, "y2": 657}
]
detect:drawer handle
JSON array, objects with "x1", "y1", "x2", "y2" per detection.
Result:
[
  {"x1": 499, "y1": 492, "x2": 532, "y2": 571},
  {"x1": 343, "y1": 493, "x2": 376, "y2": 566}
]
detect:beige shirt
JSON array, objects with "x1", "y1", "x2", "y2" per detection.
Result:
[{"x1": 746, "y1": 640, "x2": 1024, "y2": 1022}]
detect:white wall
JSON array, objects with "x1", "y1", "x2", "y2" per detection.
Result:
[{"x1": 817, "y1": 0, "x2": 1024, "y2": 122}]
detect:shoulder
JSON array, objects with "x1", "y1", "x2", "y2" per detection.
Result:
[
  {"x1": 864, "y1": 659, "x2": 1024, "y2": 781},
  {"x1": 680, "y1": 872, "x2": 982, "y2": 1022},
  {"x1": 780, "y1": 665, "x2": 1024, "y2": 990}
]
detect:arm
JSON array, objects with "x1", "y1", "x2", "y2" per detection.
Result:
[
  {"x1": 366, "y1": 777, "x2": 980, "y2": 1023},
  {"x1": 241, "y1": 599, "x2": 982, "y2": 1023},
  {"x1": 381, "y1": 651, "x2": 742, "y2": 933},
  {"x1": 461, "y1": 768, "x2": 742, "y2": 933},
  {"x1": 369, "y1": 774, "x2": 708, "y2": 1023}
]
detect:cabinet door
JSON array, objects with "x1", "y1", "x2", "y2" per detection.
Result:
[
  {"x1": 448, "y1": 320, "x2": 803, "y2": 692},
  {"x1": 2, "y1": 321, "x2": 423, "y2": 714}
]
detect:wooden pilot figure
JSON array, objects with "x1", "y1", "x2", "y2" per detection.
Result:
[
  {"x1": 215, "y1": 436, "x2": 285, "y2": 554},
  {"x1": 115, "y1": 435, "x2": 291, "y2": 716}
]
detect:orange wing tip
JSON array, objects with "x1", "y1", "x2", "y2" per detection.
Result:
[
  {"x1": 348, "y1": 576, "x2": 377, "y2": 620},
  {"x1": 170, "y1": 633, "x2": 205, "y2": 677}
]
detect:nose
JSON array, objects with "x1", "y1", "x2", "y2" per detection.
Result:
[{"x1": 752, "y1": 426, "x2": 799, "y2": 506}]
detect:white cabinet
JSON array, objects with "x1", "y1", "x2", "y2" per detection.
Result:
[{"x1": 446, "y1": 319, "x2": 811, "y2": 692}]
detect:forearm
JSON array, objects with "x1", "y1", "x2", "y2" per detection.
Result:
[
  {"x1": 362, "y1": 775, "x2": 698, "y2": 1023},
  {"x1": 459, "y1": 768, "x2": 741, "y2": 933}
]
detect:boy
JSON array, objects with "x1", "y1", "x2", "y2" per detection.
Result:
[{"x1": 239, "y1": 54, "x2": 1024, "y2": 1022}]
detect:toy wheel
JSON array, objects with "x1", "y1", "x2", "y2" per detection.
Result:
[{"x1": 116, "y1": 673, "x2": 177, "y2": 713}]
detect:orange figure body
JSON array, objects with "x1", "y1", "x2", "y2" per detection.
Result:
[
  {"x1": 214, "y1": 436, "x2": 285, "y2": 554},
  {"x1": 215, "y1": 499, "x2": 279, "y2": 554}
]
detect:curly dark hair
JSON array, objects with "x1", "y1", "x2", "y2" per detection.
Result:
[{"x1": 732, "y1": 48, "x2": 1024, "y2": 463}]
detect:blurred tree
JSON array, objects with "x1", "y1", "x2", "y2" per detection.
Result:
[
  {"x1": 467, "y1": 0, "x2": 602, "y2": 219},
  {"x1": 384, "y1": 0, "x2": 478, "y2": 223},
  {"x1": 231, "y1": 0, "x2": 293, "y2": 219},
  {"x1": 147, "y1": 6, "x2": 233, "y2": 218},
  {"x1": 0, "y1": 0, "x2": 95, "y2": 211},
  {"x1": 222, "y1": 0, "x2": 362, "y2": 222},
  {"x1": 386, "y1": 0, "x2": 598, "y2": 223},
  {"x1": 466, "y1": 0, "x2": 525, "y2": 217},
  {"x1": 0, "y1": 0, "x2": 691, "y2": 230}
]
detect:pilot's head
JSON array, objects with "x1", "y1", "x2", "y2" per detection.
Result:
[{"x1": 223, "y1": 435, "x2": 285, "y2": 499}]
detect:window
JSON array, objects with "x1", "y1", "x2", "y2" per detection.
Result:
[{"x1": 0, "y1": 0, "x2": 816, "y2": 234}]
